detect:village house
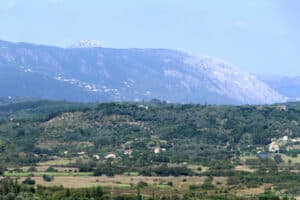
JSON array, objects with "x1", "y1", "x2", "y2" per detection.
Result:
[
  {"x1": 282, "y1": 136, "x2": 288, "y2": 141},
  {"x1": 93, "y1": 154, "x2": 100, "y2": 160},
  {"x1": 154, "y1": 146, "x2": 161, "y2": 154},
  {"x1": 268, "y1": 141, "x2": 280, "y2": 153},
  {"x1": 138, "y1": 105, "x2": 149, "y2": 110},
  {"x1": 124, "y1": 149, "x2": 133, "y2": 155},
  {"x1": 77, "y1": 151, "x2": 85, "y2": 156},
  {"x1": 104, "y1": 153, "x2": 116, "y2": 159},
  {"x1": 276, "y1": 105, "x2": 287, "y2": 111},
  {"x1": 256, "y1": 147, "x2": 264, "y2": 153}
]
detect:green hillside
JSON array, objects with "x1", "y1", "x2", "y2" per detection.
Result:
[
  {"x1": 0, "y1": 100, "x2": 300, "y2": 165},
  {"x1": 0, "y1": 100, "x2": 300, "y2": 199}
]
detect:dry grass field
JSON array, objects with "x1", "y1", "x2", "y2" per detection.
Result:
[
  {"x1": 15, "y1": 175, "x2": 232, "y2": 197},
  {"x1": 281, "y1": 154, "x2": 300, "y2": 164},
  {"x1": 235, "y1": 165, "x2": 256, "y2": 173},
  {"x1": 37, "y1": 158, "x2": 76, "y2": 166},
  {"x1": 19, "y1": 175, "x2": 209, "y2": 189},
  {"x1": 237, "y1": 184, "x2": 272, "y2": 196}
]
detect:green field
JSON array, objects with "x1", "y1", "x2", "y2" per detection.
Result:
[
  {"x1": 155, "y1": 184, "x2": 172, "y2": 189},
  {"x1": 124, "y1": 172, "x2": 140, "y2": 176}
]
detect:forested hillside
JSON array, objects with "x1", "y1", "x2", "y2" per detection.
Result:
[{"x1": 0, "y1": 100, "x2": 299, "y2": 166}]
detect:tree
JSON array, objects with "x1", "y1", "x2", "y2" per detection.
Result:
[{"x1": 22, "y1": 178, "x2": 35, "y2": 185}]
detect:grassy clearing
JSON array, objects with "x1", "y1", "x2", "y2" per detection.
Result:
[
  {"x1": 38, "y1": 158, "x2": 76, "y2": 166},
  {"x1": 4, "y1": 171, "x2": 93, "y2": 177},
  {"x1": 124, "y1": 172, "x2": 139, "y2": 176},
  {"x1": 212, "y1": 177, "x2": 227, "y2": 187},
  {"x1": 235, "y1": 165, "x2": 256, "y2": 172},
  {"x1": 281, "y1": 154, "x2": 300, "y2": 164},
  {"x1": 14, "y1": 175, "x2": 207, "y2": 190},
  {"x1": 115, "y1": 184, "x2": 132, "y2": 189},
  {"x1": 9, "y1": 166, "x2": 78, "y2": 173},
  {"x1": 240, "y1": 155, "x2": 257, "y2": 162},
  {"x1": 155, "y1": 184, "x2": 172, "y2": 189},
  {"x1": 236, "y1": 184, "x2": 272, "y2": 196}
]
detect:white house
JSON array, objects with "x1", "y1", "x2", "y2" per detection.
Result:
[
  {"x1": 77, "y1": 151, "x2": 85, "y2": 156},
  {"x1": 154, "y1": 147, "x2": 161, "y2": 154},
  {"x1": 276, "y1": 105, "x2": 287, "y2": 111},
  {"x1": 124, "y1": 149, "x2": 133, "y2": 155},
  {"x1": 282, "y1": 136, "x2": 288, "y2": 141},
  {"x1": 104, "y1": 153, "x2": 116, "y2": 159},
  {"x1": 268, "y1": 142, "x2": 280, "y2": 153}
]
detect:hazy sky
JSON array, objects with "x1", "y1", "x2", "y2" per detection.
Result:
[{"x1": 0, "y1": 0, "x2": 299, "y2": 76}]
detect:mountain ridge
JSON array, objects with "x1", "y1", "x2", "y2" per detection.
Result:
[{"x1": 0, "y1": 39, "x2": 288, "y2": 104}]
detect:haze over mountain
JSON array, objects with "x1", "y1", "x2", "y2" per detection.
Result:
[
  {"x1": 259, "y1": 76, "x2": 300, "y2": 101},
  {"x1": 0, "y1": 40, "x2": 289, "y2": 104}
]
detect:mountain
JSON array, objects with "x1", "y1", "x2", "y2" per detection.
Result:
[
  {"x1": 0, "y1": 40, "x2": 287, "y2": 104},
  {"x1": 259, "y1": 76, "x2": 300, "y2": 101}
]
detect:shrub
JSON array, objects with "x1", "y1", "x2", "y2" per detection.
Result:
[
  {"x1": 189, "y1": 184, "x2": 201, "y2": 190},
  {"x1": 46, "y1": 166, "x2": 58, "y2": 172},
  {"x1": 42, "y1": 174, "x2": 54, "y2": 182},
  {"x1": 137, "y1": 181, "x2": 148, "y2": 188},
  {"x1": 27, "y1": 166, "x2": 37, "y2": 172},
  {"x1": 22, "y1": 178, "x2": 35, "y2": 185}
]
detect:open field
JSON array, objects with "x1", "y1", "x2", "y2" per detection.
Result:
[
  {"x1": 240, "y1": 155, "x2": 257, "y2": 162},
  {"x1": 16, "y1": 175, "x2": 209, "y2": 189},
  {"x1": 235, "y1": 165, "x2": 256, "y2": 172},
  {"x1": 38, "y1": 158, "x2": 77, "y2": 166},
  {"x1": 281, "y1": 154, "x2": 300, "y2": 164},
  {"x1": 4, "y1": 171, "x2": 93, "y2": 177},
  {"x1": 12, "y1": 175, "x2": 233, "y2": 197},
  {"x1": 8, "y1": 166, "x2": 78, "y2": 172},
  {"x1": 237, "y1": 184, "x2": 272, "y2": 196}
]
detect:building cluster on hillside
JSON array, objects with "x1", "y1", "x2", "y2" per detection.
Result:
[
  {"x1": 74, "y1": 138, "x2": 169, "y2": 161},
  {"x1": 267, "y1": 135, "x2": 300, "y2": 153},
  {"x1": 276, "y1": 105, "x2": 287, "y2": 111}
]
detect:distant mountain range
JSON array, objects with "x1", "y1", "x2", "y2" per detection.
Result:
[
  {"x1": 0, "y1": 40, "x2": 296, "y2": 104},
  {"x1": 259, "y1": 76, "x2": 300, "y2": 102}
]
